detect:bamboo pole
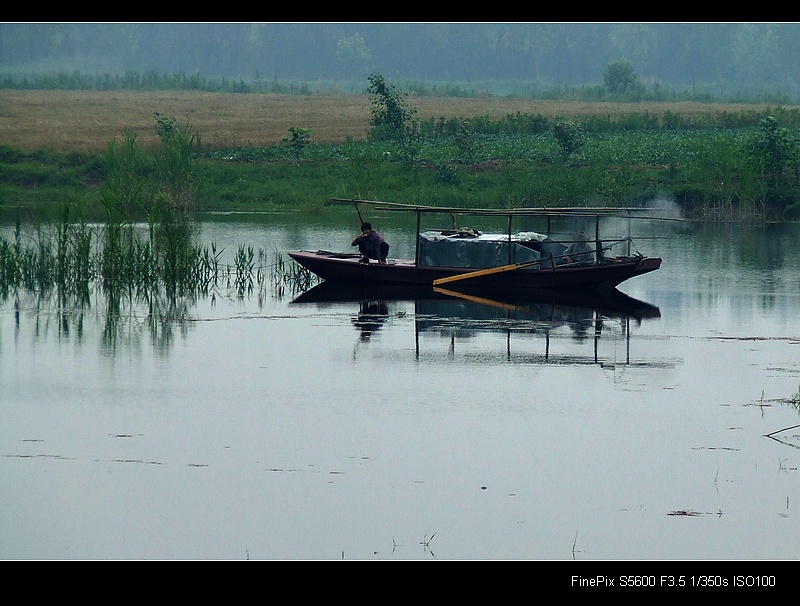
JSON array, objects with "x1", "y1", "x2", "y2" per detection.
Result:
[{"x1": 432, "y1": 259, "x2": 544, "y2": 286}]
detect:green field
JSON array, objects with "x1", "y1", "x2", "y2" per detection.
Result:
[{"x1": 1, "y1": 89, "x2": 799, "y2": 222}]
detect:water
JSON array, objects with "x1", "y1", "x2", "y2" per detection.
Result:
[{"x1": 2, "y1": 213, "x2": 800, "y2": 561}]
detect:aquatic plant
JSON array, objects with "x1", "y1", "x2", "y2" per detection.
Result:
[
  {"x1": 230, "y1": 244, "x2": 255, "y2": 297},
  {"x1": 154, "y1": 113, "x2": 201, "y2": 212},
  {"x1": 268, "y1": 247, "x2": 318, "y2": 297},
  {"x1": 0, "y1": 207, "x2": 319, "y2": 309},
  {"x1": 0, "y1": 213, "x2": 213, "y2": 304}
]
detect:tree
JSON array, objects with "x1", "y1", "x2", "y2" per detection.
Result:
[
  {"x1": 336, "y1": 33, "x2": 372, "y2": 78},
  {"x1": 282, "y1": 126, "x2": 311, "y2": 164},
  {"x1": 746, "y1": 115, "x2": 797, "y2": 189},
  {"x1": 551, "y1": 117, "x2": 585, "y2": 160},
  {"x1": 366, "y1": 73, "x2": 417, "y2": 141},
  {"x1": 603, "y1": 58, "x2": 639, "y2": 94}
]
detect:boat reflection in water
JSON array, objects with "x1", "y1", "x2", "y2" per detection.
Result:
[{"x1": 291, "y1": 282, "x2": 664, "y2": 368}]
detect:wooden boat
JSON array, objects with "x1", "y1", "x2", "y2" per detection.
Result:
[{"x1": 287, "y1": 199, "x2": 663, "y2": 297}]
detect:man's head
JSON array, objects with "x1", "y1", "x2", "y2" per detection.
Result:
[{"x1": 361, "y1": 222, "x2": 372, "y2": 233}]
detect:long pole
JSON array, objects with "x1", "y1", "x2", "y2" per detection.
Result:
[
  {"x1": 595, "y1": 215, "x2": 600, "y2": 264},
  {"x1": 507, "y1": 214, "x2": 513, "y2": 265},
  {"x1": 415, "y1": 209, "x2": 421, "y2": 266},
  {"x1": 353, "y1": 201, "x2": 364, "y2": 226}
]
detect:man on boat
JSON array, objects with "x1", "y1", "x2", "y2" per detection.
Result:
[{"x1": 352, "y1": 222, "x2": 390, "y2": 264}]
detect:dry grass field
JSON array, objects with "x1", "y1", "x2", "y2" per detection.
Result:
[{"x1": 0, "y1": 89, "x2": 789, "y2": 154}]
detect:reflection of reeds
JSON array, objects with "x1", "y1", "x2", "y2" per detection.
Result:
[
  {"x1": 2, "y1": 221, "x2": 321, "y2": 358},
  {"x1": 786, "y1": 385, "x2": 800, "y2": 412}
]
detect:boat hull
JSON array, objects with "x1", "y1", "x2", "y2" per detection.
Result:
[{"x1": 287, "y1": 250, "x2": 662, "y2": 296}]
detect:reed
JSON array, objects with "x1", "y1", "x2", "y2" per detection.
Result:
[
  {"x1": 0, "y1": 198, "x2": 322, "y2": 306},
  {"x1": 154, "y1": 114, "x2": 201, "y2": 212},
  {"x1": 231, "y1": 244, "x2": 255, "y2": 297},
  {"x1": 1, "y1": 122, "x2": 268, "y2": 304},
  {"x1": 0, "y1": 217, "x2": 285, "y2": 305},
  {"x1": 268, "y1": 247, "x2": 318, "y2": 297}
]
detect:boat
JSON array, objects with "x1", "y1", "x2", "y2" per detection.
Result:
[{"x1": 287, "y1": 199, "x2": 663, "y2": 297}]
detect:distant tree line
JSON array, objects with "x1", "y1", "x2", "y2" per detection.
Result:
[{"x1": 3, "y1": 23, "x2": 800, "y2": 100}]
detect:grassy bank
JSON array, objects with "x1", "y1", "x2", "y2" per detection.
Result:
[
  {"x1": 2, "y1": 90, "x2": 800, "y2": 221},
  {"x1": 2, "y1": 126, "x2": 795, "y2": 222}
]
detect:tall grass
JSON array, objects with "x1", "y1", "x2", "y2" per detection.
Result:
[
  {"x1": 0, "y1": 207, "x2": 315, "y2": 306},
  {"x1": 0, "y1": 113, "x2": 319, "y2": 305}
]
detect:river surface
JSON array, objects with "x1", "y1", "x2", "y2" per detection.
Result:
[{"x1": 2, "y1": 211, "x2": 800, "y2": 561}]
